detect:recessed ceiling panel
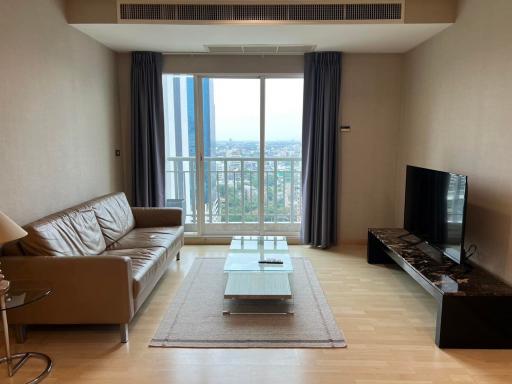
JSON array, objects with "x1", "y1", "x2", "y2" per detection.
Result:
[{"x1": 72, "y1": 23, "x2": 452, "y2": 54}]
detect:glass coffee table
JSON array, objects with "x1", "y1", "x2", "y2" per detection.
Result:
[
  {"x1": 1, "y1": 280, "x2": 52, "y2": 384},
  {"x1": 223, "y1": 236, "x2": 294, "y2": 315}
]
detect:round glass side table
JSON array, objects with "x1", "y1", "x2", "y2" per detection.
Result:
[{"x1": 0, "y1": 280, "x2": 52, "y2": 384}]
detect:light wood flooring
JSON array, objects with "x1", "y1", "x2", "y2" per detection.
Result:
[{"x1": 1, "y1": 245, "x2": 512, "y2": 383}]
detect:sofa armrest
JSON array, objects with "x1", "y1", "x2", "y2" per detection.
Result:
[
  {"x1": 0, "y1": 255, "x2": 134, "y2": 324},
  {"x1": 131, "y1": 207, "x2": 183, "y2": 227}
]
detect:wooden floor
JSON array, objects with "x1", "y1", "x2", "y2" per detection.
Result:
[{"x1": 2, "y1": 245, "x2": 512, "y2": 383}]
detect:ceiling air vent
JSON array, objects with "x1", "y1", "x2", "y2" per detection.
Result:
[
  {"x1": 205, "y1": 45, "x2": 316, "y2": 55},
  {"x1": 118, "y1": 3, "x2": 403, "y2": 22}
]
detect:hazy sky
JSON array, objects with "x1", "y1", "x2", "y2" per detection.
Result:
[{"x1": 212, "y1": 78, "x2": 303, "y2": 141}]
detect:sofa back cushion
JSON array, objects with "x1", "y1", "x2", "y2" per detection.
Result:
[
  {"x1": 20, "y1": 208, "x2": 106, "y2": 256},
  {"x1": 90, "y1": 192, "x2": 135, "y2": 246}
]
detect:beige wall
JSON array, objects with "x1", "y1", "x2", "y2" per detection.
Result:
[
  {"x1": 396, "y1": 0, "x2": 512, "y2": 282},
  {"x1": 162, "y1": 54, "x2": 304, "y2": 75},
  {"x1": 0, "y1": 0, "x2": 122, "y2": 225},
  {"x1": 404, "y1": 0, "x2": 458, "y2": 24},
  {"x1": 117, "y1": 53, "x2": 133, "y2": 202},
  {"x1": 117, "y1": 53, "x2": 403, "y2": 242},
  {"x1": 66, "y1": 0, "x2": 117, "y2": 24},
  {"x1": 340, "y1": 54, "x2": 403, "y2": 243}
]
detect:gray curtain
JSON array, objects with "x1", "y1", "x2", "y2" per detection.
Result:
[
  {"x1": 131, "y1": 52, "x2": 165, "y2": 207},
  {"x1": 301, "y1": 52, "x2": 342, "y2": 248}
]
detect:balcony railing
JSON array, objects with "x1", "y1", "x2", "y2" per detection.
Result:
[{"x1": 165, "y1": 156, "x2": 302, "y2": 227}]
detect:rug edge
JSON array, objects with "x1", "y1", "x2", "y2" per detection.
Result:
[{"x1": 149, "y1": 341, "x2": 347, "y2": 348}]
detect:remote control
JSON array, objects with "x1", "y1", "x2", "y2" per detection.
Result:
[{"x1": 258, "y1": 259, "x2": 284, "y2": 264}]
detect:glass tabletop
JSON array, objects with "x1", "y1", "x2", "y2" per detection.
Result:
[
  {"x1": 0, "y1": 280, "x2": 52, "y2": 312},
  {"x1": 225, "y1": 236, "x2": 293, "y2": 273},
  {"x1": 230, "y1": 236, "x2": 289, "y2": 251}
]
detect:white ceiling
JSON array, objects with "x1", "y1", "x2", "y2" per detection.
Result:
[{"x1": 73, "y1": 23, "x2": 452, "y2": 54}]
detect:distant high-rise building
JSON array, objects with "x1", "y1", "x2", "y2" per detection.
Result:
[{"x1": 163, "y1": 75, "x2": 216, "y2": 216}]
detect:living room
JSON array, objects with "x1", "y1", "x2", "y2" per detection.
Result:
[{"x1": 0, "y1": 0, "x2": 511, "y2": 383}]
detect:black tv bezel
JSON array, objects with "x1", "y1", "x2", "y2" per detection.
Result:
[{"x1": 404, "y1": 165, "x2": 468, "y2": 265}]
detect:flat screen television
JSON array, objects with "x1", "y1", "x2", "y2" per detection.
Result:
[{"x1": 404, "y1": 165, "x2": 468, "y2": 264}]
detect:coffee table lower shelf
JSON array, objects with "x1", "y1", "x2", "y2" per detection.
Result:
[
  {"x1": 223, "y1": 272, "x2": 294, "y2": 315},
  {"x1": 223, "y1": 300, "x2": 294, "y2": 315}
]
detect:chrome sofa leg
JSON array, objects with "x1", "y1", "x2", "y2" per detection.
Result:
[
  {"x1": 14, "y1": 324, "x2": 27, "y2": 344},
  {"x1": 120, "y1": 324, "x2": 128, "y2": 343}
]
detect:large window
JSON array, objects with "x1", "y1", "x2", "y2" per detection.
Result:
[{"x1": 163, "y1": 75, "x2": 303, "y2": 235}]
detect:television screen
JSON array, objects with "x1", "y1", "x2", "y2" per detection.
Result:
[{"x1": 404, "y1": 165, "x2": 468, "y2": 264}]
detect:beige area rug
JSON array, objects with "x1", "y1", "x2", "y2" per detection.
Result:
[{"x1": 150, "y1": 257, "x2": 346, "y2": 348}]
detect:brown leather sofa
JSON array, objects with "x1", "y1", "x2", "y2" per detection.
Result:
[{"x1": 0, "y1": 192, "x2": 183, "y2": 343}]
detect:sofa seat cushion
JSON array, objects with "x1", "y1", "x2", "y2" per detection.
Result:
[
  {"x1": 107, "y1": 227, "x2": 184, "y2": 251},
  {"x1": 20, "y1": 208, "x2": 106, "y2": 256},
  {"x1": 90, "y1": 192, "x2": 135, "y2": 247},
  {"x1": 100, "y1": 247, "x2": 169, "y2": 299}
]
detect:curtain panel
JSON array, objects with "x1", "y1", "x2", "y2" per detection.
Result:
[
  {"x1": 131, "y1": 52, "x2": 165, "y2": 207},
  {"x1": 301, "y1": 52, "x2": 342, "y2": 248}
]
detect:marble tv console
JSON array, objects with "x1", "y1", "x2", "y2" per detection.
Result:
[{"x1": 368, "y1": 228, "x2": 512, "y2": 348}]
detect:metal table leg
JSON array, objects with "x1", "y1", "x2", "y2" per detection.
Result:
[{"x1": 1, "y1": 295, "x2": 53, "y2": 384}]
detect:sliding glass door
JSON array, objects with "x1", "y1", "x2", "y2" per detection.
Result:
[
  {"x1": 201, "y1": 78, "x2": 261, "y2": 234},
  {"x1": 163, "y1": 75, "x2": 303, "y2": 236}
]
